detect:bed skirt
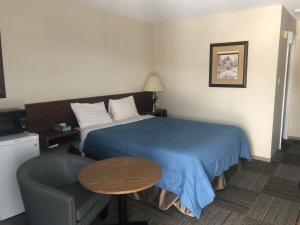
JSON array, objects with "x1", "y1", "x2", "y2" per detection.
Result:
[{"x1": 130, "y1": 162, "x2": 241, "y2": 217}]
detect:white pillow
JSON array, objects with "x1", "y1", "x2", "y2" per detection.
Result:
[
  {"x1": 70, "y1": 102, "x2": 112, "y2": 129},
  {"x1": 109, "y1": 96, "x2": 139, "y2": 121}
]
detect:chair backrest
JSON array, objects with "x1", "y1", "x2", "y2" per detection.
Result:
[{"x1": 18, "y1": 154, "x2": 77, "y2": 188}]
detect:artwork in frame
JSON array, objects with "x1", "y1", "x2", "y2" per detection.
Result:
[
  {"x1": 0, "y1": 33, "x2": 5, "y2": 98},
  {"x1": 209, "y1": 41, "x2": 248, "y2": 88}
]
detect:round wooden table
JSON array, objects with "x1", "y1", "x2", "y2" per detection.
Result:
[{"x1": 79, "y1": 157, "x2": 162, "y2": 225}]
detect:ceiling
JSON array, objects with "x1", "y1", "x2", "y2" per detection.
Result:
[{"x1": 68, "y1": 0, "x2": 300, "y2": 22}]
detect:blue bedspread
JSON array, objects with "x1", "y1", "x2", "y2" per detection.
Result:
[{"x1": 83, "y1": 117, "x2": 251, "y2": 218}]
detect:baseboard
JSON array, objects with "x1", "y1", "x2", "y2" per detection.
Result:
[
  {"x1": 288, "y1": 136, "x2": 300, "y2": 141},
  {"x1": 252, "y1": 155, "x2": 271, "y2": 162}
]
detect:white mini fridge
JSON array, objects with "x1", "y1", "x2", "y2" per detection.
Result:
[{"x1": 0, "y1": 132, "x2": 40, "y2": 221}]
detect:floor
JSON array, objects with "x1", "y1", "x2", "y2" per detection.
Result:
[{"x1": 2, "y1": 140, "x2": 300, "y2": 225}]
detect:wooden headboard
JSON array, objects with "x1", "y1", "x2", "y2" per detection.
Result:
[{"x1": 25, "y1": 91, "x2": 153, "y2": 133}]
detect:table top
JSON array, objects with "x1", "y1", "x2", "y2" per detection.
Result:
[{"x1": 79, "y1": 157, "x2": 162, "y2": 195}]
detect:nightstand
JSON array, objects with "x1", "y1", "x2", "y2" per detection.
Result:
[
  {"x1": 38, "y1": 129, "x2": 80, "y2": 150},
  {"x1": 141, "y1": 109, "x2": 167, "y2": 117}
]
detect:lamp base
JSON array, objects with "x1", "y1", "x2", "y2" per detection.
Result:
[
  {"x1": 152, "y1": 92, "x2": 157, "y2": 113},
  {"x1": 152, "y1": 106, "x2": 157, "y2": 113}
]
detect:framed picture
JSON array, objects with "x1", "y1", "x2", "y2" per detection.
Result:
[
  {"x1": 209, "y1": 41, "x2": 248, "y2": 88},
  {"x1": 0, "y1": 33, "x2": 5, "y2": 98}
]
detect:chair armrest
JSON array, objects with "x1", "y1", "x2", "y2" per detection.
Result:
[{"x1": 18, "y1": 176, "x2": 76, "y2": 225}]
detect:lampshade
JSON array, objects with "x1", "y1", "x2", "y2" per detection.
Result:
[{"x1": 143, "y1": 74, "x2": 165, "y2": 92}]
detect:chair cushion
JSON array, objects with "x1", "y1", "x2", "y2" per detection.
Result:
[{"x1": 60, "y1": 183, "x2": 109, "y2": 221}]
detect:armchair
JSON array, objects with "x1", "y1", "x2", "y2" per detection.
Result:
[{"x1": 17, "y1": 153, "x2": 110, "y2": 225}]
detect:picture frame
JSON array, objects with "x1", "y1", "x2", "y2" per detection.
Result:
[
  {"x1": 209, "y1": 41, "x2": 248, "y2": 88},
  {"x1": 0, "y1": 33, "x2": 5, "y2": 98}
]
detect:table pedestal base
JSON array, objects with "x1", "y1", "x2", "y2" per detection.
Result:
[{"x1": 111, "y1": 195, "x2": 148, "y2": 225}]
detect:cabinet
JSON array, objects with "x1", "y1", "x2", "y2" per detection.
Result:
[
  {"x1": 38, "y1": 129, "x2": 80, "y2": 150},
  {"x1": 140, "y1": 109, "x2": 167, "y2": 117}
]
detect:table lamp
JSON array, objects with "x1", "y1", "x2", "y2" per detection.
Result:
[{"x1": 143, "y1": 73, "x2": 165, "y2": 112}]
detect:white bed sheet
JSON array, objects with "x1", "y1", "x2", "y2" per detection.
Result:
[{"x1": 79, "y1": 115, "x2": 154, "y2": 152}]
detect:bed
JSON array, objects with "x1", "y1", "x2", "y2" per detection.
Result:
[
  {"x1": 25, "y1": 92, "x2": 252, "y2": 219},
  {"x1": 81, "y1": 115, "x2": 251, "y2": 219}
]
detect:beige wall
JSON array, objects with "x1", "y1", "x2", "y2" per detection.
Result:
[
  {"x1": 271, "y1": 7, "x2": 296, "y2": 155},
  {"x1": 154, "y1": 5, "x2": 283, "y2": 159},
  {"x1": 289, "y1": 22, "x2": 300, "y2": 138},
  {"x1": 0, "y1": 1, "x2": 294, "y2": 159},
  {"x1": 0, "y1": 0, "x2": 153, "y2": 108}
]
